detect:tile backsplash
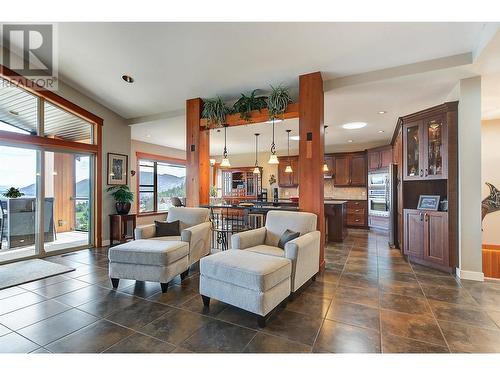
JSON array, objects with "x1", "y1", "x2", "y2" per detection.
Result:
[{"x1": 278, "y1": 180, "x2": 367, "y2": 200}]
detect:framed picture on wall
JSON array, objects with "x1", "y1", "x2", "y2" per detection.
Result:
[
  {"x1": 417, "y1": 195, "x2": 440, "y2": 211},
  {"x1": 107, "y1": 153, "x2": 128, "y2": 185}
]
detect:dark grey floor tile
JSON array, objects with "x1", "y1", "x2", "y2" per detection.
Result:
[
  {"x1": 120, "y1": 281, "x2": 163, "y2": 298},
  {"x1": 0, "y1": 299, "x2": 70, "y2": 330},
  {"x1": 301, "y1": 280, "x2": 336, "y2": 298},
  {"x1": 53, "y1": 285, "x2": 114, "y2": 307},
  {"x1": 18, "y1": 308, "x2": 99, "y2": 346},
  {"x1": 429, "y1": 300, "x2": 498, "y2": 329},
  {"x1": 263, "y1": 309, "x2": 322, "y2": 346},
  {"x1": 180, "y1": 295, "x2": 228, "y2": 317},
  {"x1": 19, "y1": 274, "x2": 70, "y2": 291},
  {"x1": 334, "y1": 284, "x2": 379, "y2": 308},
  {"x1": 382, "y1": 334, "x2": 449, "y2": 353},
  {"x1": 30, "y1": 347, "x2": 51, "y2": 353},
  {"x1": 439, "y1": 320, "x2": 500, "y2": 353},
  {"x1": 147, "y1": 284, "x2": 198, "y2": 307},
  {"x1": 0, "y1": 286, "x2": 26, "y2": 300},
  {"x1": 47, "y1": 319, "x2": 133, "y2": 353},
  {"x1": 31, "y1": 279, "x2": 89, "y2": 299},
  {"x1": 104, "y1": 332, "x2": 176, "y2": 353},
  {"x1": 181, "y1": 319, "x2": 256, "y2": 353},
  {"x1": 77, "y1": 290, "x2": 137, "y2": 317},
  {"x1": 0, "y1": 324, "x2": 11, "y2": 337},
  {"x1": 106, "y1": 299, "x2": 171, "y2": 329},
  {"x1": 140, "y1": 308, "x2": 211, "y2": 345},
  {"x1": 380, "y1": 293, "x2": 431, "y2": 315},
  {"x1": 244, "y1": 332, "x2": 311, "y2": 353},
  {"x1": 314, "y1": 320, "x2": 381, "y2": 353},
  {"x1": 285, "y1": 291, "x2": 332, "y2": 318},
  {"x1": 216, "y1": 305, "x2": 261, "y2": 330},
  {"x1": 326, "y1": 300, "x2": 380, "y2": 331},
  {"x1": 0, "y1": 332, "x2": 39, "y2": 353},
  {"x1": 0, "y1": 291, "x2": 46, "y2": 315}
]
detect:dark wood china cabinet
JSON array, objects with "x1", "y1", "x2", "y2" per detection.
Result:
[
  {"x1": 393, "y1": 102, "x2": 458, "y2": 273},
  {"x1": 221, "y1": 167, "x2": 262, "y2": 200}
]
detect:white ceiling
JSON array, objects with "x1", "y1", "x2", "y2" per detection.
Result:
[{"x1": 55, "y1": 22, "x2": 486, "y2": 119}]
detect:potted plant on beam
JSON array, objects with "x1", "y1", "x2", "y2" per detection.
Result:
[
  {"x1": 202, "y1": 96, "x2": 230, "y2": 128},
  {"x1": 267, "y1": 85, "x2": 292, "y2": 120},
  {"x1": 106, "y1": 185, "x2": 134, "y2": 214},
  {"x1": 2, "y1": 187, "x2": 25, "y2": 199}
]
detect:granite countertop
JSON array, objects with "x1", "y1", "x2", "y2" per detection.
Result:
[
  {"x1": 324, "y1": 197, "x2": 367, "y2": 201},
  {"x1": 324, "y1": 200, "x2": 347, "y2": 204}
]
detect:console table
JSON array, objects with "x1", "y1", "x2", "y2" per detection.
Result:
[{"x1": 109, "y1": 214, "x2": 136, "y2": 246}]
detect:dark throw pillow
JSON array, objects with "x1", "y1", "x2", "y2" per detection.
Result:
[
  {"x1": 155, "y1": 220, "x2": 180, "y2": 237},
  {"x1": 278, "y1": 229, "x2": 300, "y2": 249}
]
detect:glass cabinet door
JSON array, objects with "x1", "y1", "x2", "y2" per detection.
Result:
[
  {"x1": 425, "y1": 118, "x2": 446, "y2": 179},
  {"x1": 404, "y1": 123, "x2": 422, "y2": 179}
]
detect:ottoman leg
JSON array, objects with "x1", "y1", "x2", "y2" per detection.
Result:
[
  {"x1": 160, "y1": 282, "x2": 169, "y2": 293},
  {"x1": 111, "y1": 278, "x2": 119, "y2": 289},
  {"x1": 180, "y1": 269, "x2": 189, "y2": 281},
  {"x1": 201, "y1": 295, "x2": 210, "y2": 307},
  {"x1": 257, "y1": 309, "x2": 275, "y2": 328}
]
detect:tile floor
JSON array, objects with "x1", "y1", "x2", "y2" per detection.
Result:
[{"x1": 1, "y1": 229, "x2": 500, "y2": 353}]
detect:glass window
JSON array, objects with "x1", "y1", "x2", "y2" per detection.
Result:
[
  {"x1": 0, "y1": 78, "x2": 38, "y2": 135},
  {"x1": 44, "y1": 101, "x2": 93, "y2": 144},
  {"x1": 138, "y1": 159, "x2": 186, "y2": 213}
]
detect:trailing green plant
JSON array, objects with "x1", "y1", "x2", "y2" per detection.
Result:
[
  {"x1": 267, "y1": 85, "x2": 292, "y2": 120},
  {"x1": 209, "y1": 185, "x2": 218, "y2": 197},
  {"x1": 2, "y1": 187, "x2": 24, "y2": 198},
  {"x1": 106, "y1": 185, "x2": 134, "y2": 203},
  {"x1": 232, "y1": 89, "x2": 268, "y2": 121},
  {"x1": 202, "y1": 96, "x2": 230, "y2": 128}
]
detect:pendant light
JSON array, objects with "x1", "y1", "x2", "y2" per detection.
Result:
[
  {"x1": 268, "y1": 118, "x2": 279, "y2": 164},
  {"x1": 220, "y1": 124, "x2": 231, "y2": 168},
  {"x1": 253, "y1": 133, "x2": 261, "y2": 174},
  {"x1": 285, "y1": 129, "x2": 293, "y2": 173},
  {"x1": 323, "y1": 125, "x2": 329, "y2": 172}
]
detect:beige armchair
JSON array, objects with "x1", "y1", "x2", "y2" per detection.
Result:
[
  {"x1": 231, "y1": 210, "x2": 320, "y2": 292},
  {"x1": 135, "y1": 207, "x2": 211, "y2": 267}
]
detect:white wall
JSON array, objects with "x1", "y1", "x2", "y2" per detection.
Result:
[
  {"x1": 130, "y1": 140, "x2": 186, "y2": 226},
  {"x1": 55, "y1": 81, "x2": 131, "y2": 244},
  {"x1": 481, "y1": 119, "x2": 500, "y2": 246},
  {"x1": 458, "y1": 76, "x2": 483, "y2": 280}
]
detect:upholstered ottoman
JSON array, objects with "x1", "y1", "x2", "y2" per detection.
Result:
[
  {"x1": 199, "y1": 250, "x2": 292, "y2": 327},
  {"x1": 108, "y1": 239, "x2": 189, "y2": 293}
]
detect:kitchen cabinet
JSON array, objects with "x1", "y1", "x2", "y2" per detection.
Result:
[
  {"x1": 404, "y1": 209, "x2": 449, "y2": 267},
  {"x1": 277, "y1": 156, "x2": 299, "y2": 187},
  {"x1": 368, "y1": 145, "x2": 393, "y2": 171},
  {"x1": 332, "y1": 152, "x2": 367, "y2": 187},
  {"x1": 346, "y1": 200, "x2": 368, "y2": 228},
  {"x1": 403, "y1": 116, "x2": 447, "y2": 181},
  {"x1": 325, "y1": 202, "x2": 347, "y2": 242},
  {"x1": 221, "y1": 167, "x2": 261, "y2": 200}
]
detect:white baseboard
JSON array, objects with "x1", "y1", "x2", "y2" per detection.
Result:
[
  {"x1": 456, "y1": 268, "x2": 484, "y2": 281},
  {"x1": 101, "y1": 239, "x2": 110, "y2": 247}
]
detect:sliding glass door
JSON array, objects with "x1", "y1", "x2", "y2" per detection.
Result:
[{"x1": 0, "y1": 74, "x2": 100, "y2": 263}]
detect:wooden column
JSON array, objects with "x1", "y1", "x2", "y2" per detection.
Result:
[
  {"x1": 298, "y1": 72, "x2": 325, "y2": 270},
  {"x1": 186, "y1": 98, "x2": 210, "y2": 207}
]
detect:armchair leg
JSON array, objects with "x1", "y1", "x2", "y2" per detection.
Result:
[
  {"x1": 180, "y1": 269, "x2": 189, "y2": 281},
  {"x1": 160, "y1": 282, "x2": 169, "y2": 293},
  {"x1": 201, "y1": 295, "x2": 210, "y2": 307},
  {"x1": 110, "y1": 278, "x2": 119, "y2": 289}
]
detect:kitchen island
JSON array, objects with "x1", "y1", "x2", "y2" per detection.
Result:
[{"x1": 324, "y1": 201, "x2": 348, "y2": 243}]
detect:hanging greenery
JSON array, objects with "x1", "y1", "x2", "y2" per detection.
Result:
[
  {"x1": 232, "y1": 89, "x2": 268, "y2": 121},
  {"x1": 267, "y1": 85, "x2": 292, "y2": 120},
  {"x1": 202, "y1": 97, "x2": 230, "y2": 128}
]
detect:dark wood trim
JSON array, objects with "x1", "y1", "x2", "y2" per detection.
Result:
[
  {"x1": 298, "y1": 72, "x2": 325, "y2": 271},
  {"x1": 200, "y1": 102, "x2": 300, "y2": 129},
  {"x1": 1, "y1": 64, "x2": 103, "y2": 125},
  {"x1": 0, "y1": 130, "x2": 99, "y2": 153}
]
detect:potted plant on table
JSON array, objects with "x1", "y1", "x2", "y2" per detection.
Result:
[
  {"x1": 2, "y1": 187, "x2": 25, "y2": 198},
  {"x1": 106, "y1": 185, "x2": 134, "y2": 214}
]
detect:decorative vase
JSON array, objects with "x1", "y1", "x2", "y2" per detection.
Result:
[{"x1": 115, "y1": 202, "x2": 131, "y2": 215}]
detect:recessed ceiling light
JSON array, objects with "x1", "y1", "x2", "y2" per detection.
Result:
[
  {"x1": 122, "y1": 74, "x2": 134, "y2": 83},
  {"x1": 290, "y1": 135, "x2": 300, "y2": 141},
  {"x1": 378, "y1": 130, "x2": 385, "y2": 133},
  {"x1": 342, "y1": 122, "x2": 367, "y2": 130},
  {"x1": 378, "y1": 111, "x2": 387, "y2": 114},
  {"x1": 347, "y1": 139, "x2": 353, "y2": 143}
]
